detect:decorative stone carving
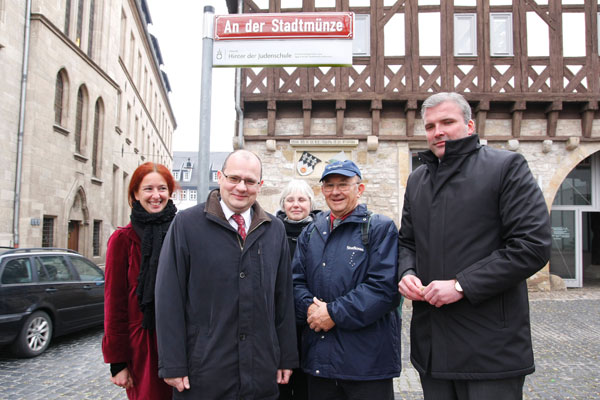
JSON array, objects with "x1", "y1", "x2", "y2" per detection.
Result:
[
  {"x1": 542, "y1": 140, "x2": 552, "y2": 153},
  {"x1": 507, "y1": 139, "x2": 519, "y2": 151},
  {"x1": 566, "y1": 137, "x2": 580, "y2": 151},
  {"x1": 367, "y1": 135, "x2": 378, "y2": 151},
  {"x1": 265, "y1": 139, "x2": 277, "y2": 152}
]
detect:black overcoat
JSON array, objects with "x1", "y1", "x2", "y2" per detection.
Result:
[
  {"x1": 398, "y1": 134, "x2": 552, "y2": 380},
  {"x1": 155, "y1": 190, "x2": 298, "y2": 399}
]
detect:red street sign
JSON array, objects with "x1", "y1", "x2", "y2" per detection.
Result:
[{"x1": 214, "y1": 12, "x2": 354, "y2": 41}]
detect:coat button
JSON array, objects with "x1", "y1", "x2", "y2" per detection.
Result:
[
  {"x1": 240, "y1": 272, "x2": 246, "y2": 278},
  {"x1": 239, "y1": 334, "x2": 246, "y2": 341},
  {"x1": 315, "y1": 370, "x2": 320, "y2": 374},
  {"x1": 322, "y1": 262, "x2": 326, "y2": 267}
]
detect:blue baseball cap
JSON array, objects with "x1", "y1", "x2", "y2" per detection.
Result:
[{"x1": 320, "y1": 160, "x2": 362, "y2": 181}]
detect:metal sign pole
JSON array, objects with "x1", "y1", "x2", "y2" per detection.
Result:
[{"x1": 197, "y1": 5, "x2": 214, "y2": 204}]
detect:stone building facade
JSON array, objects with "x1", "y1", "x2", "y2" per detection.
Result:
[{"x1": 0, "y1": 0, "x2": 175, "y2": 266}]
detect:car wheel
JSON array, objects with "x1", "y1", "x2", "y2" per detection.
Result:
[{"x1": 14, "y1": 311, "x2": 53, "y2": 357}]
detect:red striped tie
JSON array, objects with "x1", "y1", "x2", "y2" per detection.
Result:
[{"x1": 231, "y1": 214, "x2": 247, "y2": 240}]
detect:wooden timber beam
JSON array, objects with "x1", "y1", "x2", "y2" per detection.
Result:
[{"x1": 303, "y1": 99, "x2": 312, "y2": 137}]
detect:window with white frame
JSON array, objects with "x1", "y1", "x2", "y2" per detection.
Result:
[
  {"x1": 454, "y1": 14, "x2": 477, "y2": 56},
  {"x1": 211, "y1": 171, "x2": 218, "y2": 182},
  {"x1": 190, "y1": 190, "x2": 197, "y2": 201},
  {"x1": 173, "y1": 170, "x2": 180, "y2": 180},
  {"x1": 490, "y1": 13, "x2": 513, "y2": 56},
  {"x1": 181, "y1": 190, "x2": 188, "y2": 201},
  {"x1": 183, "y1": 170, "x2": 191, "y2": 182},
  {"x1": 353, "y1": 14, "x2": 370, "y2": 56}
]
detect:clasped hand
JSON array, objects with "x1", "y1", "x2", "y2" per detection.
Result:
[
  {"x1": 307, "y1": 297, "x2": 335, "y2": 332},
  {"x1": 398, "y1": 275, "x2": 463, "y2": 308}
]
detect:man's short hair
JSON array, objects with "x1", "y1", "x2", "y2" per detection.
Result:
[
  {"x1": 221, "y1": 149, "x2": 263, "y2": 180},
  {"x1": 421, "y1": 92, "x2": 472, "y2": 124}
]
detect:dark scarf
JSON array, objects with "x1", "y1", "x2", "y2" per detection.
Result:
[{"x1": 130, "y1": 199, "x2": 177, "y2": 330}]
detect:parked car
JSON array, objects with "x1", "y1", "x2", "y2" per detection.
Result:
[{"x1": 0, "y1": 248, "x2": 105, "y2": 357}]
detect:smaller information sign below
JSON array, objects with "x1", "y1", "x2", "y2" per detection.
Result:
[
  {"x1": 213, "y1": 12, "x2": 354, "y2": 67},
  {"x1": 214, "y1": 39, "x2": 352, "y2": 67}
]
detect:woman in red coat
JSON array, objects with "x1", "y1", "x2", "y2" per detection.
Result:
[{"x1": 102, "y1": 162, "x2": 177, "y2": 399}]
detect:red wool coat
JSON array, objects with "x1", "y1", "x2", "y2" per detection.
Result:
[{"x1": 102, "y1": 223, "x2": 172, "y2": 400}]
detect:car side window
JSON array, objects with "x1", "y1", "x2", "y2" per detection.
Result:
[
  {"x1": 38, "y1": 256, "x2": 74, "y2": 282},
  {"x1": 1, "y1": 258, "x2": 33, "y2": 284},
  {"x1": 69, "y1": 256, "x2": 104, "y2": 281},
  {"x1": 35, "y1": 258, "x2": 50, "y2": 282}
]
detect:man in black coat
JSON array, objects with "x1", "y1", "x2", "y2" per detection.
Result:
[
  {"x1": 398, "y1": 92, "x2": 552, "y2": 399},
  {"x1": 155, "y1": 150, "x2": 298, "y2": 399}
]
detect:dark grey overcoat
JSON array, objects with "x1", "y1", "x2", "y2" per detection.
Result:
[{"x1": 155, "y1": 190, "x2": 298, "y2": 399}]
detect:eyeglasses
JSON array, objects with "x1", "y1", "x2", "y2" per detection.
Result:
[
  {"x1": 221, "y1": 172, "x2": 260, "y2": 188},
  {"x1": 321, "y1": 182, "x2": 359, "y2": 193}
]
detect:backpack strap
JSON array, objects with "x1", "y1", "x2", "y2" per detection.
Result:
[{"x1": 361, "y1": 210, "x2": 373, "y2": 248}]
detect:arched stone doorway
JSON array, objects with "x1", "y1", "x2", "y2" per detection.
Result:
[
  {"x1": 550, "y1": 151, "x2": 600, "y2": 288},
  {"x1": 67, "y1": 187, "x2": 89, "y2": 253}
]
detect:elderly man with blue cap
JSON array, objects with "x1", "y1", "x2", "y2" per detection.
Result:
[{"x1": 292, "y1": 160, "x2": 401, "y2": 400}]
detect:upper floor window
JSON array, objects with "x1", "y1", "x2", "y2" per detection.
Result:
[
  {"x1": 419, "y1": 12, "x2": 441, "y2": 56},
  {"x1": 75, "y1": 86, "x2": 88, "y2": 154},
  {"x1": 353, "y1": 14, "x2": 370, "y2": 57},
  {"x1": 183, "y1": 170, "x2": 191, "y2": 182},
  {"x1": 76, "y1": 0, "x2": 84, "y2": 47},
  {"x1": 119, "y1": 10, "x2": 126, "y2": 59},
  {"x1": 54, "y1": 70, "x2": 67, "y2": 126},
  {"x1": 64, "y1": 0, "x2": 72, "y2": 35},
  {"x1": 490, "y1": 13, "x2": 513, "y2": 56},
  {"x1": 87, "y1": 0, "x2": 95, "y2": 57},
  {"x1": 454, "y1": 14, "x2": 477, "y2": 57},
  {"x1": 211, "y1": 171, "x2": 218, "y2": 182},
  {"x1": 173, "y1": 170, "x2": 181, "y2": 180},
  {"x1": 384, "y1": 12, "x2": 405, "y2": 56},
  {"x1": 92, "y1": 98, "x2": 103, "y2": 177}
]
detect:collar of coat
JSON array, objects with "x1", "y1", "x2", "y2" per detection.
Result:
[
  {"x1": 118, "y1": 223, "x2": 141, "y2": 244},
  {"x1": 316, "y1": 204, "x2": 370, "y2": 231},
  {"x1": 204, "y1": 189, "x2": 272, "y2": 233},
  {"x1": 419, "y1": 133, "x2": 481, "y2": 164}
]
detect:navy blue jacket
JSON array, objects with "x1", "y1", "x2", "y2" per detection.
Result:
[{"x1": 292, "y1": 204, "x2": 401, "y2": 380}]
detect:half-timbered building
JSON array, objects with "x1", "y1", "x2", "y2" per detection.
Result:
[{"x1": 223, "y1": 0, "x2": 600, "y2": 288}]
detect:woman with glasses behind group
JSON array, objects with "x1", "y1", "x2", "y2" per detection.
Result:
[
  {"x1": 276, "y1": 179, "x2": 320, "y2": 400},
  {"x1": 102, "y1": 162, "x2": 177, "y2": 400}
]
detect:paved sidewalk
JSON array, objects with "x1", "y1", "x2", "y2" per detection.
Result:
[
  {"x1": 0, "y1": 288, "x2": 598, "y2": 399},
  {"x1": 394, "y1": 287, "x2": 600, "y2": 400}
]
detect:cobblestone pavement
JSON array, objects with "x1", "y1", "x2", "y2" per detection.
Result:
[{"x1": 0, "y1": 288, "x2": 598, "y2": 400}]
